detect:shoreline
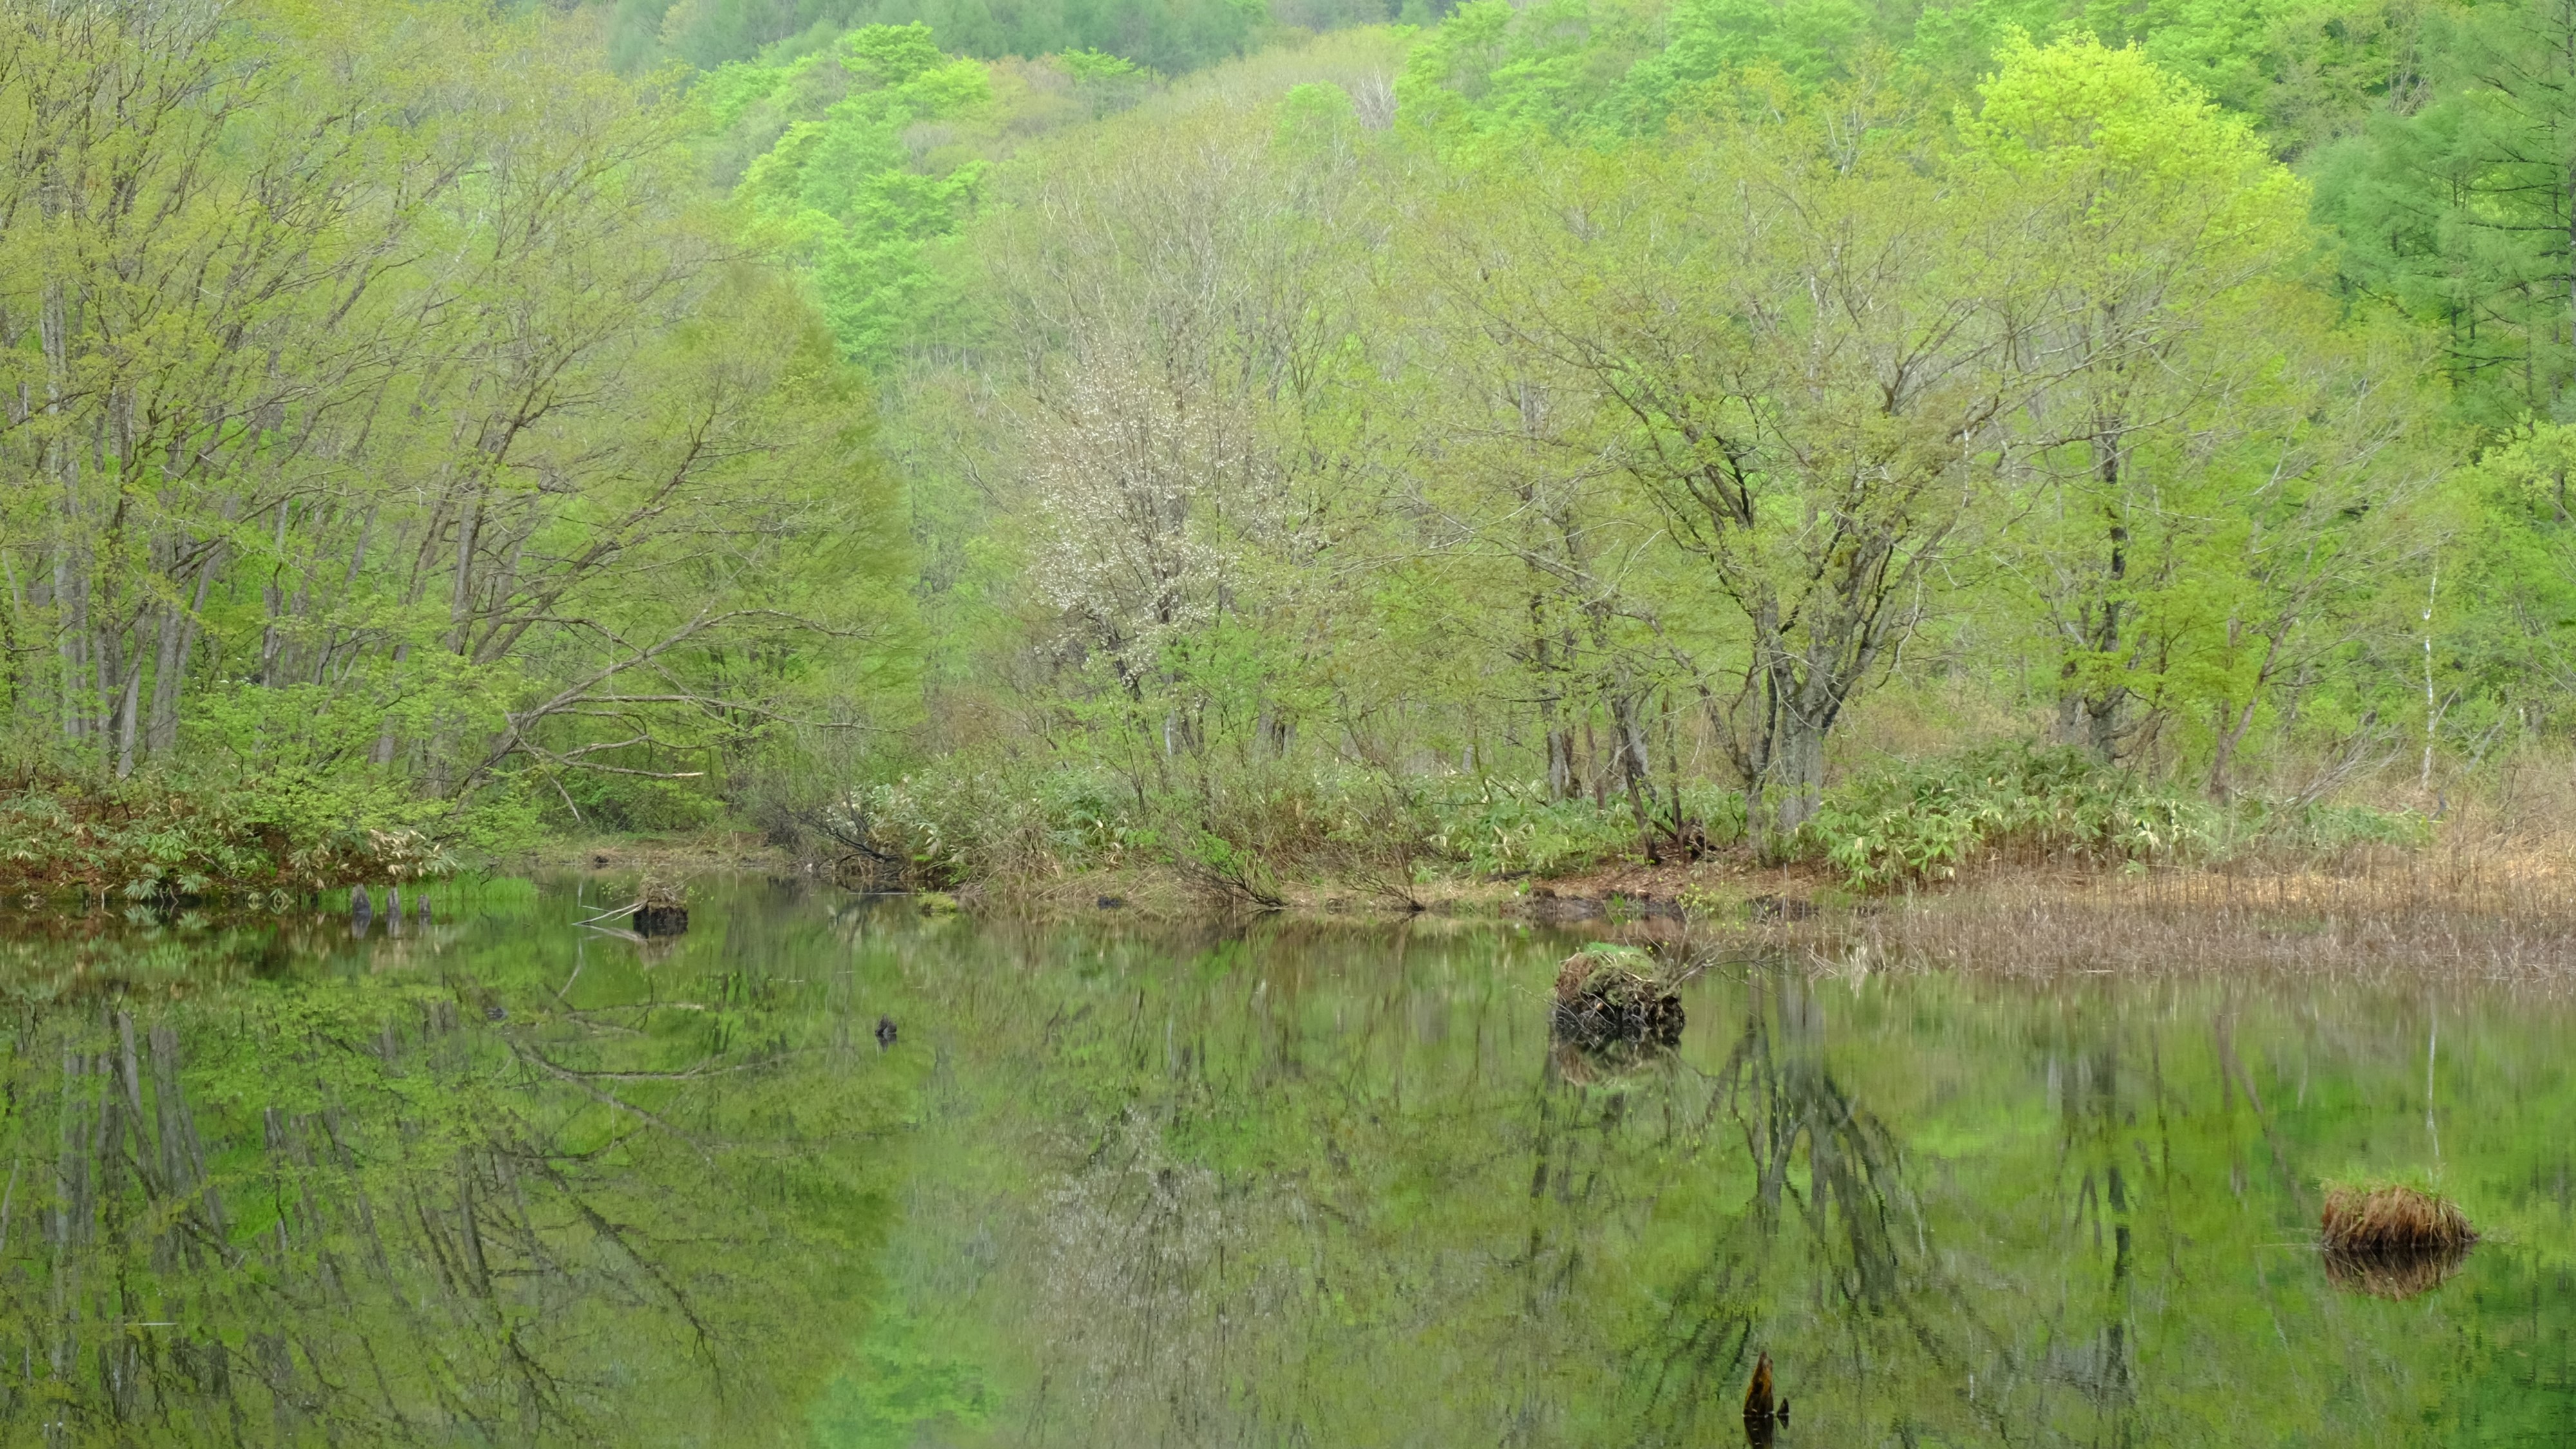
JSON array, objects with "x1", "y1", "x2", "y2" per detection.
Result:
[{"x1": 13, "y1": 833, "x2": 2576, "y2": 986}]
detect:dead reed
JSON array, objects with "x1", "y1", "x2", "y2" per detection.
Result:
[{"x1": 1752, "y1": 842, "x2": 2576, "y2": 987}]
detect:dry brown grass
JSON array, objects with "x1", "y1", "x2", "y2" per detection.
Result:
[
  {"x1": 1743, "y1": 838, "x2": 2576, "y2": 986},
  {"x1": 2316, "y1": 1183, "x2": 2479, "y2": 1300},
  {"x1": 2320, "y1": 1182, "x2": 2478, "y2": 1255}
]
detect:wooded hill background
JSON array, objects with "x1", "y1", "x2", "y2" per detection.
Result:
[{"x1": 10, "y1": 0, "x2": 2576, "y2": 891}]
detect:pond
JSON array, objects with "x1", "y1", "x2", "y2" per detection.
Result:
[{"x1": 0, "y1": 877, "x2": 2568, "y2": 1446}]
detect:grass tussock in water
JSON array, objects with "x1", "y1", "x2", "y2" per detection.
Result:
[
  {"x1": 2318, "y1": 1183, "x2": 2479, "y2": 1300},
  {"x1": 2320, "y1": 1183, "x2": 2478, "y2": 1256}
]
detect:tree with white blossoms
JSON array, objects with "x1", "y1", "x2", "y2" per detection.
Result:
[{"x1": 1030, "y1": 366, "x2": 1265, "y2": 720}]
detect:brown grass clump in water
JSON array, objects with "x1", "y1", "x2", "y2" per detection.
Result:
[
  {"x1": 630, "y1": 875, "x2": 690, "y2": 936},
  {"x1": 2319, "y1": 1181, "x2": 2477, "y2": 1301},
  {"x1": 2320, "y1": 1182, "x2": 2477, "y2": 1255}
]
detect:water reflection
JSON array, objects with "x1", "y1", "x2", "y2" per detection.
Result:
[
  {"x1": 851, "y1": 910, "x2": 2576, "y2": 1449},
  {"x1": 0, "y1": 887, "x2": 2570, "y2": 1447},
  {"x1": 0, "y1": 886, "x2": 910, "y2": 1446}
]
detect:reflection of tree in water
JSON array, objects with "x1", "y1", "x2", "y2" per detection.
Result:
[
  {"x1": 0, "y1": 942, "x2": 889, "y2": 1446},
  {"x1": 2053, "y1": 1031, "x2": 2139, "y2": 1441},
  {"x1": 1026, "y1": 1110, "x2": 1253, "y2": 1441},
  {"x1": 1608, "y1": 982, "x2": 1885, "y2": 1438},
  {"x1": 1557, "y1": 975, "x2": 2021, "y2": 1449},
  {"x1": 857, "y1": 914, "x2": 2576, "y2": 1448}
]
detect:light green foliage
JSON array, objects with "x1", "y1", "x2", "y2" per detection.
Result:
[
  {"x1": 729, "y1": 25, "x2": 998, "y2": 363},
  {"x1": 12, "y1": 0, "x2": 2570, "y2": 888},
  {"x1": 1810, "y1": 743, "x2": 2223, "y2": 884},
  {"x1": 0, "y1": 0, "x2": 915, "y2": 872},
  {"x1": 612, "y1": 0, "x2": 1265, "y2": 79},
  {"x1": 1393, "y1": 0, "x2": 1663, "y2": 139},
  {"x1": 1959, "y1": 39, "x2": 2444, "y2": 791},
  {"x1": 840, "y1": 17, "x2": 2487, "y2": 885},
  {"x1": 1392, "y1": 0, "x2": 2430, "y2": 149}
]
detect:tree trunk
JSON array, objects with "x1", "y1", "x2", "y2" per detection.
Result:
[
  {"x1": 146, "y1": 554, "x2": 217, "y2": 757},
  {"x1": 113, "y1": 639, "x2": 144, "y2": 778},
  {"x1": 1750, "y1": 703, "x2": 1825, "y2": 860},
  {"x1": 1545, "y1": 725, "x2": 1574, "y2": 800}
]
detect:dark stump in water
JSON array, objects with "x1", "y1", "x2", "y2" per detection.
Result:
[
  {"x1": 632, "y1": 904, "x2": 690, "y2": 936},
  {"x1": 1551, "y1": 945, "x2": 1683, "y2": 1049},
  {"x1": 1742, "y1": 1350, "x2": 1786, "y2": 1446}
]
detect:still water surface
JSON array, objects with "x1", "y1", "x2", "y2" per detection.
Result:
[{"x1": 0, "y1": 877, "x2": 2569, "y2": 1446}]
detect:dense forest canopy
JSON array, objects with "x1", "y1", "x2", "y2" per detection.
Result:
[{"x1": 7, "y1": 0, "x2": 2576, "y2": 889}]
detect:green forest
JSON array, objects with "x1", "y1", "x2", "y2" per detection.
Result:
[{"x1": 11, "y1": 0, "x2": 2576, "y2": 900}]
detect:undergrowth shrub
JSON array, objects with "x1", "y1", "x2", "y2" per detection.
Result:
[
  {"x1": 1425, "y1": 782, "x2": 1743, "y2": 876},
  {"x1": 819, "y1": 761, "x2": 1178, "y2": 887},
  {"x1": 1427, "y1": 789, "x2": 1638, "y2": 877},
  {"x1": 0, "y1": 765, "x2": 515, "y2": 900},
  {"x1": 2228, "y1": 798, "x2": 2432, "y2": 855},
  {"x1": 1809, "y1": 744, "x2": 2221, "y2": 887},
  {"x1": 821, "y1": 755, "x2": 1743, "y2": 893},
  {"x1": 1810, "y1": 743, "x2": 2429, "y2": 887},
  {"x1": 810, "y1": 743, "x2": 2437, "y2": 898}
]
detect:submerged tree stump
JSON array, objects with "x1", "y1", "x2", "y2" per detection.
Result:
[
  {"x1": 632, "y1": 877, "x2": 689, "y2": 937},
  {"x1": 1551, "y1": 945, "x2": 1683, "y2": 1049},
  {"x1": 1742, "y1": 1350, "x2": 1787, "y2": 1446}
]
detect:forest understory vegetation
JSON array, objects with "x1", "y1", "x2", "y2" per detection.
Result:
[
  {"x1": 764, "y1": 735, "x2": 2576, "y2": 923},
  {"x1": 14, "y1": 0, "x2": 2576, "y2": 949}
]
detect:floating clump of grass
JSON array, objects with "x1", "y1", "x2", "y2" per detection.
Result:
[
  {"x1": 2320, "y1": 1182, "x2": 2478, "y2": 1256},
  {"x1": 2318, "y1": 1183, "x2": 2477, "y2": 1300}
]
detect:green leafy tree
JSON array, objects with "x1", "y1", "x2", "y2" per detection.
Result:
[{"x1": 0, "y1": 0, "x2": 913, "y2": 862}]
